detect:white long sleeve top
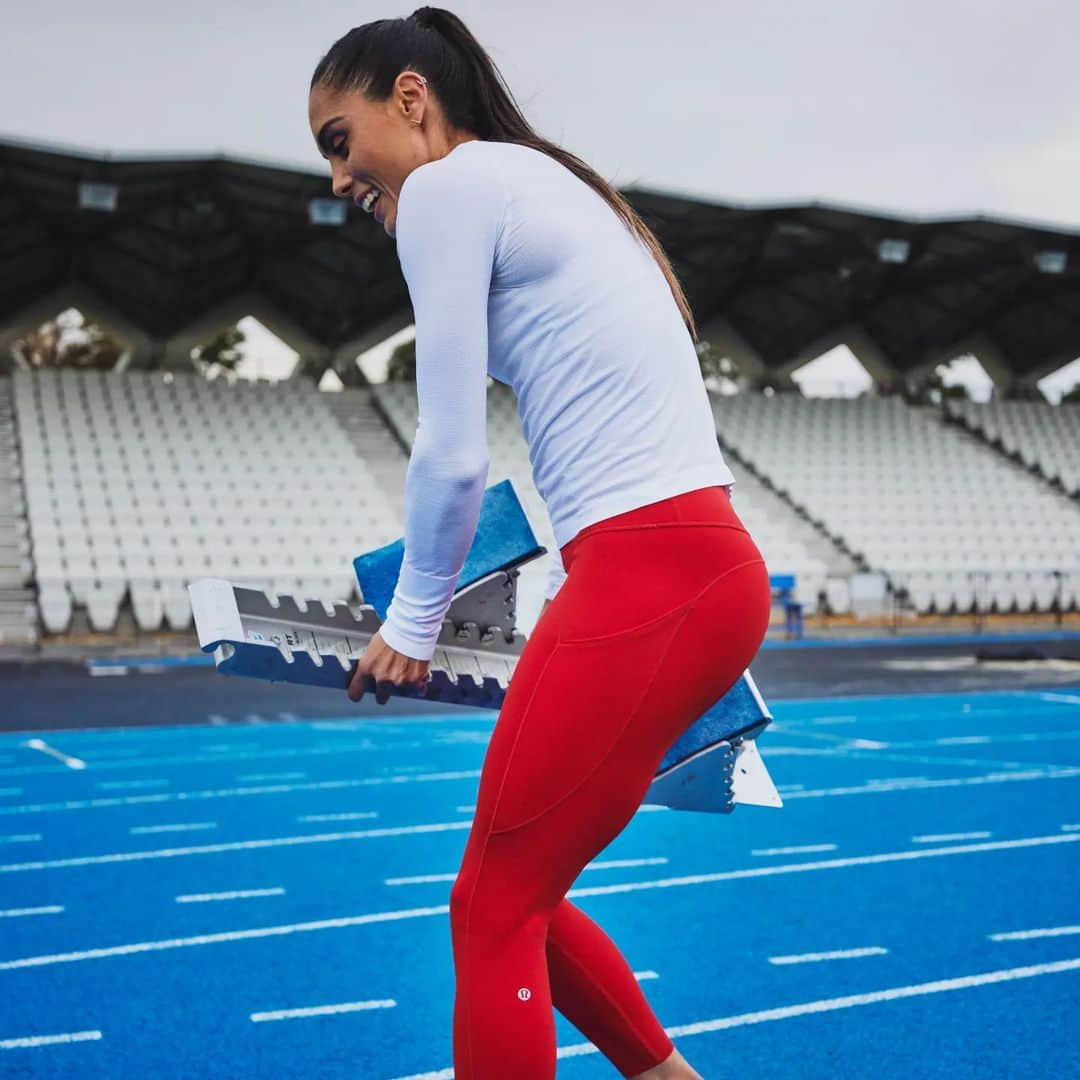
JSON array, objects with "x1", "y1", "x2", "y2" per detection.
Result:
[{"x1": 378, "y1": 139, "x2": 736, "y2": 661}]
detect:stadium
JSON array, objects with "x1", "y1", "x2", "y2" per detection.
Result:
[{"x1": 2, "y1": 11, "x2": 1080, "y2": 1078}]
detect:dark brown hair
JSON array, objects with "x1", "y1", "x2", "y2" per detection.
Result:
[{"x1": 311, "y1": 6, "x2": 698, "y2": 341}]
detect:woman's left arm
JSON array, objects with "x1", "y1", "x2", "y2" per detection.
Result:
[{"x1": 348, "y1": 155, "x2": 507, "y2": 703}]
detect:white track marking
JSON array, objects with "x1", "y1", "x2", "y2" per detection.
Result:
[
  {"x1": 94, "y1": 780, "x2": 167, "y2": 792},
  {"x1": 634, "y1": 971, "x2": 659, "y2": 981},
  {"x1": 881, "y1": 730, "x2": 1080, "y2": 749},
  {"x1": 385, "y1": 857, "x2": 669, "y2": 886},
  {"x1": 769, "y1": 947, "x2": 888, "y2": 965},
  {"x1": 297, "y1": 812, "x2": 378, "y2": 823},
  {"x1": 21, "y1": 739, "x2": 85, "y2": 770},
  {"x1": 0, "y1": 769, "x2": 483, "y2": 817},
  {"x1": 129, "y1": 823, "x2": 217, "y2": 835},
  {"x1": 237, "y1": 772, "x2": 308, "y2": 783},
  {"x1": 175, "y1": 888, "x2": 285, "y2": 904},
  {"x1": 455, "y1": 805, "x2": 476, "y2": 813},
  {"x1": 912, "y1": 831, "x2": 991, "y2": 843},
  {"x1": 1061, "y1": 824, "x2": 1080, "y2": 832},
  {"x1": 0, "y1": 834, "x2": 41, "y2": 844},
  {"x1": 0, "y1": 905, "x2": 63, "y2": 918},
  {"x1": 2, "y1": 832, "x2": 1076, "y2": 971},
  {"x1": 1040, "y1": 692, "x2": 1080, "y2": 705},
  {"x1": 752, "y1": 844, "x2": 837, "y2": 857},
  {"x1": 390, "y1": 956, "x2": 1080, "y2": 1079},
  {"x1": 781, "y1": 766, "x2": 1080, "y2": 800},
  {"x1": 0, "y1": 821, "x2": 476, "y2": 872},
  {"x1": 566, "y1": 833, "x2": 1080, "y2": 901},
  {"x1": 0, "y1": 1030, "x2": 101, "y2": 1050},
  {"x1": 989, "y1": 925, "x2": 1080, "y2": 942},
  {"x1": 0, "y1": 740, "x2": 409, "y2": 778},
  {"x1": 587, "y1": 857, "x2": 669, "y2": 870},
  {"x1": 6, "y1": 761, "x2": 1080, "y2": 822},
  {"x1": 250, "y1": 999, "x2": 395, "y2": 1023}
]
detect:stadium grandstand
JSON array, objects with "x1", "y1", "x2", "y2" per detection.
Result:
[{"x1": 1, "y1": 135, "x2": 1078, "y2": 650}]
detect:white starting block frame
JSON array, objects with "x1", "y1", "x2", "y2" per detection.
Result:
[{"x1": 190, "y1": 565, "x2": 782, "y2": 815}]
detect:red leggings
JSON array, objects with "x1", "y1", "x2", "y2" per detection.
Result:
[{"x1": 449, "y1": 485, "x2": 772, "y2": 1077}]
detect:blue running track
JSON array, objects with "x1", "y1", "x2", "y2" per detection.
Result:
[{"x1": 1, "y1": 688, "x2": 1078, "y2": 1077}]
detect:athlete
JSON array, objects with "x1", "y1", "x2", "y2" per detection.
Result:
[{"x1": 309, "y1": 8, "x2": 772, "y2": 1077}]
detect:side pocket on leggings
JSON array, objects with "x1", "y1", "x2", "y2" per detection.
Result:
[{"x1": 489, "y1": 603, "x2": 690, "y2": 835}]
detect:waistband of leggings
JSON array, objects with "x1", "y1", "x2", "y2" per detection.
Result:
[{"x1": 560, "y1": 485, "x2": 742, "y2": 555}]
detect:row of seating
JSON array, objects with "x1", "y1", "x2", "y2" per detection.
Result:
[
  {"x1": 708, "y1": 393, "x2": 1080, "y2": 613},
  {"x1": 945, "y1": 398, "x2": 1080, "y2": 494},
  {"x1": 13, "y1": 370, "x2": 401, "y2": 632}
]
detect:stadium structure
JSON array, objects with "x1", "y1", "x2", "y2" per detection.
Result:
[{"x1": 1, "y1": 135, "x2": 1079, "y2": 650}]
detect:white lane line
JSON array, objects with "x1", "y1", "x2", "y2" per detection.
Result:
[
  {"x1": 989, "y1": 925, "x2": 1080, "y2": 942},
  {"x1": 752, "y1": 844, "x2": 836, "y2": 857},
  {"x1": 588, "y1": 858, "x2": 670, "y2": 870},
  {"x1": 2, "y1": 832, "x2": 1075, "y2": 972},
  {"x1": 95, "y1": 780, "x2": 168, "y2": 792},
  {"x1": 0, "y1": 834, "x2": 41, "y2": 844},
  {"x1": 0, "y1": 769, "x2": 483, "y2": 817},
  {"x1": 634, "y1": 971, "x2": 659, "y2": 981},
  {"x1": 455, "y1": 805, "x2": 476, "y2": 813},
  {"x1": 781, "y1": 767, "x2": 1080, "y2": 800},
  {"x1": 0, "y1": 740, "x2": 414, "y2": 779},
  {"x1": 776, "y1": 784, "x2": 804, "y2": 792},
  {"x1": 0, "y1": 821, "x2": 469, "y2": 872},
  {"x1": 385, "y1": 857, "x2": 669, "y2": 887},
  {"x1": 769, "y1": 947, "x2": 888, "y2": 965},
  {"x1": 865, "y1": 777, "x2": 927, "y2": 786},
  {"x1": 129, "y1": 823, "x2": 218, "y2": 835},
  {"x1": 22, "y1": 739, "x2": 85, "y2": 770},
  {"x1": 912, "y1": 831, "x2": 991, "y2": 844},
  {"x1": 298, "y1": 812, "x2": 379, "y2": 823},
  {"x1": 250, "y1": 999, "x2": 395, "y2": 1023},
  {"x1": 237, "y1": 772, "x2": 308, "y2": 783},
  {"x1": 392, "y1": 957, "x2": 1080, "y2": 1078},
  {"x1": 0, "y1": 1030, "x2": 101, "y2": 1050},
  {"x1": 565, "y1": 833, "x2": 1080, "y2": 902},
  {"x1": 176, "y1": 888, "x2": 285, "y2": 904},
  {"x1": 885, "y1": 730, "x2": 1080, "y2": 749},
  {"x1": 1062, "y1": 824, "x2": 1080, "y2": 832},
  {"x1": 0, "y1": 905, "x2": 64, "y2": 918},
  {"x1": 1040, "y1": 692, "x2": 1080, "y2": 705},
  {"x1": 5, "y1": 762, "x2": 1079, "y2": 823}
]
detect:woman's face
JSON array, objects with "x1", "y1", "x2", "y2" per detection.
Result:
[{"x1": 308, "y1": 72, "x2": 430, "y2": 239}]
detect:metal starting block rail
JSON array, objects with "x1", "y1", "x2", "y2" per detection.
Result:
[{"x1": 190, "y1": 563, "x2": 782, "y2": 816}]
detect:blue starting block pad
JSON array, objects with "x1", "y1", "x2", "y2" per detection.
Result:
[{"x1": 190, "y1": 479, "x2": 781, "y2": 815}]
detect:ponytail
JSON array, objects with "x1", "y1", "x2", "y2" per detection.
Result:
[{"x1": 311, "y1": 6, "x2": 699, "y2": 341}]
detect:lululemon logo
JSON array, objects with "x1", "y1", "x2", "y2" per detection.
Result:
[{"x1": 517, "y1": 987, "x2": 531, "y2": 1001}]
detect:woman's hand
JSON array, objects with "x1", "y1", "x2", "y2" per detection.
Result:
[{"x1": 347, "y1": 630, "x2": 431, "y2": 705}]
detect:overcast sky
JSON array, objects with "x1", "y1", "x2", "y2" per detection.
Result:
[{"x1": 3, "y1": 1, "x2": 1078, "y2": 394}]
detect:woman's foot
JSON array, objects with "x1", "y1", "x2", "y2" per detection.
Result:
[{"x1": 630, "y1": 1045, "x2": 703, "y2": 1080}]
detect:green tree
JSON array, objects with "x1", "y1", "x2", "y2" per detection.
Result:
[
  {"x1": 925, "y1": 364, "x2": 973, "y2": 404},
  {"x1": 12, "y1": 310, "x2": 124, "y2": 370},
  {"x1": 192, "y1": 325, "x2": 246, "y2": 376},
  {"x1": 386, "y1": 336, "x2": 416, "y2": 381},
  {"x1": 695, "y1": 341, "x2": 740, "y2": 390}
]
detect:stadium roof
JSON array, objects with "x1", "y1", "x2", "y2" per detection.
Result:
[{"x1": 2, "y1": 134, "x2": 1077, "y2": 393}]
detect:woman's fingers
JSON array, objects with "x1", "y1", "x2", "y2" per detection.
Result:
[{"x1": 347, "y1": 637, "x2": 430, "y2": 705}]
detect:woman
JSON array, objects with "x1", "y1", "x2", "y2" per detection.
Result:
[{"x1": 309, "y1": 9, "x2": 772, "y2": 1078}]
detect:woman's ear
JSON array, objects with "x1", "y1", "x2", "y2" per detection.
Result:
[{"x1": 396, "y1": 70, "x2": 428, "y2": 126}]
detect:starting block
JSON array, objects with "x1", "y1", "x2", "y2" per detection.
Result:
[{"x1": 189, "y1": 480, "x2": 782, "y2": 815}]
